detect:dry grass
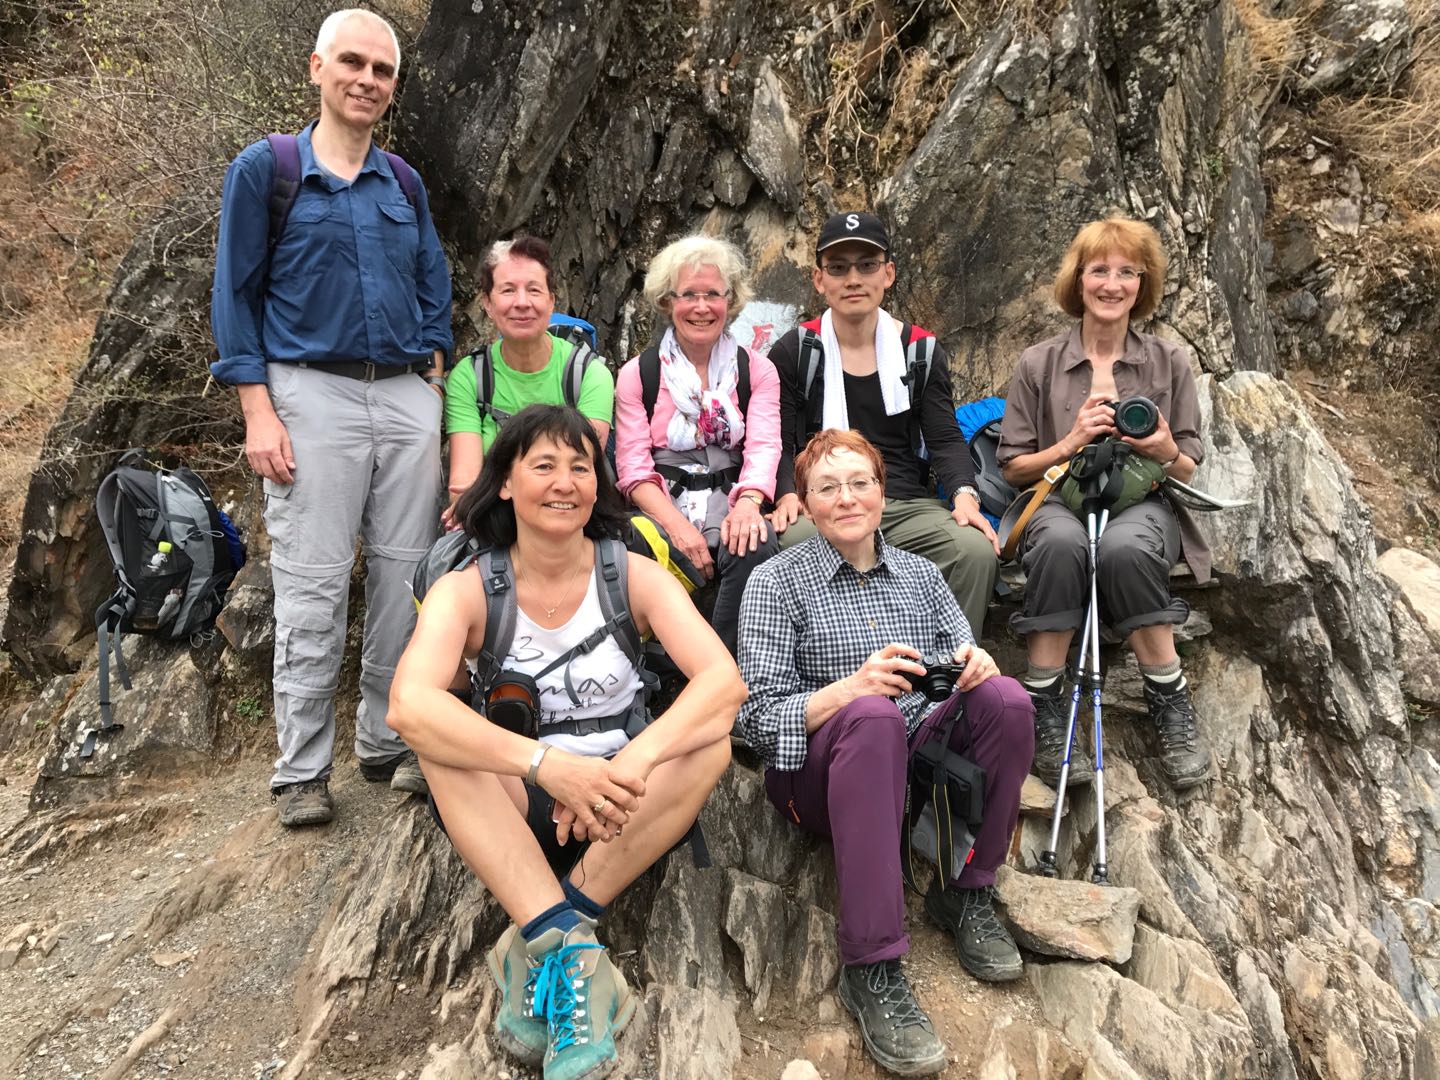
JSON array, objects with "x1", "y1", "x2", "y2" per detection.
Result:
[
  {"x1": 1232, "y1": 0, "x2": 1309, "y2": 80},
  {"x1": 1317, "y1": 5, "x2": 1440, "y2": 210}
]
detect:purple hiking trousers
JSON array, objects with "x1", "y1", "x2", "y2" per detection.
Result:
[{"x1": 762, "y1": 676, "x2": 1034, "y2": 966}]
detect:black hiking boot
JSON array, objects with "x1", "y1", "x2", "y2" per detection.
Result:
[
  {"x1": 838, "y1": 959, "x2": 946, "y2": 1076},
  {"x1": 1028, "y1": 679, "x2": 1093, "y2": 787},
  {"x1": 925, "y1": 882, "x2": 1024, "y2": 983},
  {"x1": 1143, "y1": 679, "x2": 1211, "y2": 789}
]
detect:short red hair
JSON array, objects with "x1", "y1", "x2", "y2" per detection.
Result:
[
  {"x1": 1053, "y1": 215, "x2": 1167, "y2": 320},
  {"x1": 794, "y1": 428, "x2": 887, "y2": 504}
]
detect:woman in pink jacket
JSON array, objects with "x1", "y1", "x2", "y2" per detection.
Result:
[{"x1": 613, "y1": 235, "x2": 781, "y2": 655}]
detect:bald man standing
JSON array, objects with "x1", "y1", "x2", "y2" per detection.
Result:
[{"x1": 211, "y1": 9, "x2": 453, "y2": 826}]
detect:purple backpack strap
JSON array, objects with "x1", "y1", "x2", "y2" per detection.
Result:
[
  {"x1": 265, "y1": 133, "x2": 302, "y2": 251},
  {"x1": 382, "y1": 150, "x2": 420, "y2": 208},
  {"x1": 265, "y1": 135, "x2": 418, "y2": 249}
]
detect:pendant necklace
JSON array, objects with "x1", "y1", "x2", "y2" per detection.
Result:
[{"x1": 517, "y1": 556, "x2": 585, "y2": 620}]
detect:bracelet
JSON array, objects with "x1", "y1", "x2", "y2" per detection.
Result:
[
  {"x1": 739, "y1": 492, "x2": 764, "y2": 506},
  {"x1": 1159, "y1": 453, "x2": 1180, "y2": 472},
  {"x1": 526, "y1": 743, "x2": 549, "y2": 787}
]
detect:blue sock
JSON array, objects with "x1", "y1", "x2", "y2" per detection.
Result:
[
  {"x1": 563, "y1": 878, "x2": 606, "y2": 921},
  {"x1": 520, "y1": 901, "x2": 581, "y2": 942}
]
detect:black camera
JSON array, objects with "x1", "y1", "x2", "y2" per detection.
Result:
[
  {"x1": 485, "y1": 671, "x2": 541, "y2": 738},
  {"x1": 1108, "y1": 396, "x2": 1159, "y2": 439},
  {"x1": 901, "y1": 654, "x2": 968, "y2": 702}
]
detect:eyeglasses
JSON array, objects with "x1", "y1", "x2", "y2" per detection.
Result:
[
  {"x1": 1083, "y1": 265, "x2": 1144, "y2": 283},
  {"x1": 821, "y1": 258, "x2": 886, "y2": 278},
  {"x1": 807, "y1": 476, "x2": 879, "y2": 501},
  {"x1": 666, "y1": 289, "x2": 730, "y2": 305}
]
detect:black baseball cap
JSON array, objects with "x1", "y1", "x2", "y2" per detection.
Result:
[{"x1": 816, "y1": 211, "x2": 890, "y2": 261}]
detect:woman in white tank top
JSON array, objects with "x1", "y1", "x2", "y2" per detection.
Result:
[{"x1": 388, "y1": 405, "x2": 744, "y2": 1079}]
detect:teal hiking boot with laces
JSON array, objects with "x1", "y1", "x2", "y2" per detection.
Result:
[
  {"x1": 486, "y1": 922, "x2": 547, "y2": 1065},
  {"x1": 534, "y1": 921, "x2": 634, "y2": 1080},
  {"x1": 489, "y1": 920, "x2": 635, "y2": 1080}
]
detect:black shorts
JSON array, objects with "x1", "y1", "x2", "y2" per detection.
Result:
[{"x1": 428, "y1": 782, "x2": 587, "y2": 879}]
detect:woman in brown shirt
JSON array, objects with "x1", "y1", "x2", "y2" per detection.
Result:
[{"x1": 997, "y1": 215, "x2": 1211, "y2": 792}]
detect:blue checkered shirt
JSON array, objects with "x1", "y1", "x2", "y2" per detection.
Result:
[{"x1": 737, "y1": 531, "x2": 974, "y2": 771}]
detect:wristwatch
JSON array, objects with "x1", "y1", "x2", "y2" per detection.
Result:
[
  {"x1": 953, "y1": 485, "x2": 979, "y2": 507},
  {"x1": 423, "y1": 375, "x2": 446, "y2": 390}
]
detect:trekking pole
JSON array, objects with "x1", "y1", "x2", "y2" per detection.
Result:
[
  {"x1": 1086, "y1": 506, "x2": 1111, "y2": 885},
  {"x1": 1036, "y1": 587, "x2": 1096, "y2": 878},
  {"x1": 1036, "y1": 433, "x2": 1130, "y2": 881},
  {"x1": 1037, "y1": 505, "x2": 1112, "y2": 879}
]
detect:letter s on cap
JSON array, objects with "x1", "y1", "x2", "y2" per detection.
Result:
[{"x1": 846, "y1": 213, "x2": 860, "y2": 230}]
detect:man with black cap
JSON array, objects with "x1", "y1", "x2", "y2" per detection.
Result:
[{"x1": 767, "y1": 211, "x2": 999, "y2": 634}]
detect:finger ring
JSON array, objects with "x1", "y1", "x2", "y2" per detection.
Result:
[{"x1": 592, "y1": 799, "x2": 607, "y2": 814}]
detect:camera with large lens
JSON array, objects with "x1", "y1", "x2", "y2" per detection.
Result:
[
  {"x1": 1108, "y1": 395, "x2": 1159, "y2": 439},
  {"x1": 901, "y1": 653, "x2": 968, "y2": 702}
]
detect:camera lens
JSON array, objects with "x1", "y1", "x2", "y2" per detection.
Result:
[{"x1": 1112, "y1": 396, "x2": 1158, "y2": 439}]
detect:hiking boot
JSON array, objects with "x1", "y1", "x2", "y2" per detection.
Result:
[
  {"x1": 387, "y1": 751, "x2": 429, "y2": 796},
  {"x1": 1028, "y1": 681, "x2": 1093, "y2": 787},
  {"x1": 925, "y1": 882, "x2": 1024, "y2": 983},
  {"x1": 487, "y1": 923, "x2": 547, "y2": 1066},
  {"x1": 490, "y1": 920, "x2": 635, "y2": 1080},
  {"x1": 272, "y1": 780, "x2": 334, "y2": 827},
  {"x1": 358, "y1": 752, "x2": 404, "y2": 783},
  {"x1": 837, "y1": 959, "x2": 946, "y2": 1076},
  {"x1": 1143, "y1": 679, "x2": 1211, "y2": 789}
]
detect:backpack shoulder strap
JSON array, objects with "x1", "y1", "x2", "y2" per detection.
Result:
[
  {"x1": 902, "y1": 324, "x2": 938, "y2": 459},
  {"x1": 639, "y1": 346, "x2": 662, "y2": 422},
  {"x1": 561, "y1": 342, "x2": 593, "y2": 409},
  {"x1": 735, "y1": 344, "x2": 751, "y2": 420},
  {"x1": 902, "y1": 324, "x2": 937, "y2": 395},
  {"x1": 795, "y1": 326, "x2": 825, "y2": 445},
  {"x1": 475, "y1": 346, "x2": 499, "y2": 421},
  {"x1": 476, "y1": 547, "x2": 517, "y2": 690},
  {"x1": 265, "y1": 133, "x2": 302, "y2": 252},
  {"x1": 381, "y1": 150, "x2": 420, "y2": 208},
  {"x1": 594, "y1": 539, "x2": 642, "y2": 670}
]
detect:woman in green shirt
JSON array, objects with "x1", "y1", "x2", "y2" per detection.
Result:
[{"x1": 443, "y1": 236, "x2": 615, "y2": 526}]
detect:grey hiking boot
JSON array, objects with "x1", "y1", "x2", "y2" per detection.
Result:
[
  {"x1": 272, "y1": 780, "x2": 334, "y2": 827},
  {"x1": 1029, "y1": 680, "x2": 1093, "y2": 787},
  {"x1": 1143, "y1": 679, "x2": 1211, "y2": 789},
  {"x1": 838, "y1": 959, "x2": 946, "y2": 1076},
  {"x1": 925, "y1": 882, "x2": 1024, "y2": 983},
  {"x1": 388, "y1": 751, "x2": 429, "y2": 796}
]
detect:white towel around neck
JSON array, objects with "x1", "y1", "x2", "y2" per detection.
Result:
[{"x1": 819, "y1": 308, "x2": 912, "y2": 431}]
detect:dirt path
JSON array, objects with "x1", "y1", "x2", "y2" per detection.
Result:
[{"x1": 1, "y1": 748, "x2": 1071, "y2": 1080}]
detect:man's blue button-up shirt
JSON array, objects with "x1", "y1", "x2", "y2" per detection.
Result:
[{"x1": 210, "y1": 124, "x2": 453, "y2": 385}]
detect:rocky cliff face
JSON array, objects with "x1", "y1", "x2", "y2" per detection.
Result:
[{"x1": 4, "y1": 0, "x2": 1440, "y2": 1077}]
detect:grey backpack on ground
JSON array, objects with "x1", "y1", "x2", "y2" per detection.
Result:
[{"x1": 90, "y1": 450, "x2": 246, "y2": 757}]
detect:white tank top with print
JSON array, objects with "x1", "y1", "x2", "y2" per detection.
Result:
[{"x1": 505, "y1": 570, "x2": 645, "y2": 758}]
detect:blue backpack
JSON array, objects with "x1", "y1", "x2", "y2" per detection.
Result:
[{"x1": 955, "y1": 396, "x2": 1018, "y2": 527}]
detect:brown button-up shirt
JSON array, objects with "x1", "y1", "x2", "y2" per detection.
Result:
[{"x1": 998, "y1": 326, "x2": 1211, "y2": 583}]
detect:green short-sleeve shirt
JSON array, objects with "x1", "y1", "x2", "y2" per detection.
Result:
[{"x1": 444, "y1": 333, "x2": 615, "y2": 450}]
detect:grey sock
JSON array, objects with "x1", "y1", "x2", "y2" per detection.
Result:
[
  {"x1": 1023, "y1": 665, "x2": 1065, "y2": 692},
  {"x1": 1140, "y1": 660, "x2": 1184, "y2": 687}
]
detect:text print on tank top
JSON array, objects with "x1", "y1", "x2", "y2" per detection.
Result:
[{"x1": 506, "y1": 571, "x2": 644, "y2": 757}]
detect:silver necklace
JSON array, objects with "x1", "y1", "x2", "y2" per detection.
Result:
[{"x1": 516, "y1": 555, "x2": 585, "y2": 620}]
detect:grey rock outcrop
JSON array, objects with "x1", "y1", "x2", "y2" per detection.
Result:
[
  {"x1": 1303, "y1": 0, "x2": 1413, "y2": 94},
  {"x1": 5, "y1": 0, "x2": 1440, "y2": 1077},
  {"x1": 1378, "y1": 547, "x2": 1440, "y2": 706}
]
